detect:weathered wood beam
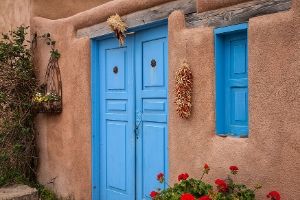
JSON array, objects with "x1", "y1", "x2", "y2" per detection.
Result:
[
  {"x1": 186, "y1": 0, "x2": 292, "y2": 28},
  {"x1": 77, "y1": 0, "x2": 196, "y2": 38}
]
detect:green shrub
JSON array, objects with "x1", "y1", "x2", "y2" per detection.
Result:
[{"x1": 0, "y1": 26, "x2": 37, "y2": 186}]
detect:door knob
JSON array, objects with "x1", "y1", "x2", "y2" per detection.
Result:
[{"x1": 151, "y1": 59, "x2": 156, "y2": 68}]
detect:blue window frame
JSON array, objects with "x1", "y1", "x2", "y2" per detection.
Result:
[{"x1": 214, "y1": 23, "x2": 249, "y2": 137}]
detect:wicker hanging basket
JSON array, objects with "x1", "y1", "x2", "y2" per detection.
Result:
[{"x1": 34, "y1": 55, "x2": 62, "y2": 113}]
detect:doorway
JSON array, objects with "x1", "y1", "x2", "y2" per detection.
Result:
[{"x1": 91, "y1": 21, "x2": 168, "y2": 200}]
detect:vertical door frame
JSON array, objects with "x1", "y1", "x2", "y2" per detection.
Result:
[{"x1": 91, "y1": 19, "x2": 168, "y2": 200}]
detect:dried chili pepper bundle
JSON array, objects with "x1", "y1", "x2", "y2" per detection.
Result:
[{"x1": 174, "y1": 60, "x2": 193, "y2": 119}]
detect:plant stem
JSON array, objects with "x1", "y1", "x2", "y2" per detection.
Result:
[{"x1": 200, "y1": 171, "x2": 205, "y2": 180}]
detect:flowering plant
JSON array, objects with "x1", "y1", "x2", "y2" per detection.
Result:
[
  {"x1": 33, "y1": 92, "x2": 61, "y2": 103},
  {"x1": 32, "y1": 91, "x2": 62, "y2": 113},
  {"x1": 150, "y1": 164, "x2": 280, "y2": 200}
]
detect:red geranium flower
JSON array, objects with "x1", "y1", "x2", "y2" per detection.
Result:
[
  {"x1": 215, "y1": 179, "x2": 228, "y2": 192},
  {"x1": 180, "y1": 193, "x2": 195, "y2": 200},
  {"x1": 204, "y1": 163, "x2": 209, "y2": 170},
  {"x1": 199, "y1": 195, "x2": 211, "y2": 200},
  {"x1": 150, "y1": 191, "x2": 158, "y2": 199},
  {"x1": 157, "y1": 172, "x2": 164, "y2": 183},
  {"x1": 267, "y1": 191, "x2": 280, "y2": 200},
  {"x1": 178, "y1": 173, "x2": 189, "y2": 181},
  {"x1": 229, "y1": 166, "x2": 239, "y2": 174},
  {"x1": 203, "y1": 163, "x2": 210, "y2": 174}
]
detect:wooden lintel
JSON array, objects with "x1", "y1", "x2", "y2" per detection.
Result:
[
  {"x1": 77, "y1": 0, "x2": 292, "y2": 38},
  {"x1": 76, "y1": 0, "x2": 196, "y2": 38},
  {"x1": 186, "y1": 0, "x2": 292, "y2": 28}
]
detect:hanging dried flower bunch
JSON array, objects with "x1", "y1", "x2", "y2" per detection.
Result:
[
  {"x1": 107, "y1": 14, "x2": 128, "y2": 46},
  {"x1": 174, "y1": 60, "x2": 193, "y2": 119}
]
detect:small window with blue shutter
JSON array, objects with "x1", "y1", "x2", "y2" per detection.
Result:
[{"x1": 214, "y1": 23, "x2": 248, "y2": 137}]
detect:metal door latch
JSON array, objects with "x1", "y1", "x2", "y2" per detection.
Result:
[{"x1": 135, "y1": 111, "x2": 142, "y2": 139}]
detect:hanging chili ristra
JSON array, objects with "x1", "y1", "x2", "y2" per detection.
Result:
[{"x1": 174, "y1": 59, "x2": 193, "y2": 119}]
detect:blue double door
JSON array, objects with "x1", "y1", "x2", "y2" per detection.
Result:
[{"x1": 95, "y1": 24, "x2": 168, "y2": 200}]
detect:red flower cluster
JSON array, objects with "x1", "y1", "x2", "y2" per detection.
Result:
[
  {"x1": 229, "y1": 165, "x2": 239, "y2": 175},
  {"x1": 157, "y1": 172, "x2": 164, "y2": 183},
  {"x1": 215, "y1": 179, "x2": 228, "y2": 192},
  {"x1": 267, "y1": 191, "x2": 280, "y2": 200},
  {"x1": 203, "y1": 163, "x2": 210, "y2": 174},
  {"x1": 198, "y1": 195, "x2": 211, "y2": 200},
  {"x1": 180, "y1": 193, "x2": 211, "y2": 200},
  {"x1": 151, "y1": 164, "x2": 280, "y2": 200},
  {"x1": 178, "y1": 173, "x2": 189, "y2": 181},
  {"x1": 180, "y1": 193, "x2": 195, "y2": 200},
  {"x1": 150, "y1": 191, "x2": 158, "y2": 199}
]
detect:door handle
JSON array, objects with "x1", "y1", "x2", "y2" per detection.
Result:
[{"x1": 135, "y1": 111, "x2": 142, "y2": 139}]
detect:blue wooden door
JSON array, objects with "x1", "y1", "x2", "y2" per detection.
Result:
[
  {"x1": 94, "y1": 23, "x2": 168, "y2": 200},
  {"x1": 135, "y1": 25, "x2": 168, "y2": 200},
  {"x1": 224, "y1": 32, "x2": 248, "y2": 135},
  {"x1": 98, "y1": 36, "x2": 135, "y2": 200}
]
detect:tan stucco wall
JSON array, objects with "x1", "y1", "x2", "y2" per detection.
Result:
[
  {"x1": 34, "y1": 22, "x2": 92, "y2": 198},
  {"x1": 0, "y1": 0, "x2": 114, "y2": 34},
  {"x1": 168, "y1": 2, "x2": 300, "y2": 200},
  {"x1": 31, "y1": 0, "x2": 112, "y2": 19},
  {"x1": 32, "y1": 0, "x2": 173, "y2": 199},
  {"x1": 0, "y1": 0, "x2": 119, "y2": 38},
  {"x1": 0, "y1": 0, "x2": 31, "y2": 34},
  {"x1": 30, "y1": 0, "x2": 300, "y2": 199}
]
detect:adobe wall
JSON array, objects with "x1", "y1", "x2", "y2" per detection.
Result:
[
  {"x1": 168, "y1": 2, "x2": 300, "y2": 200},
  {"x1": 0, "y1": 0, "x2": 31, "y2": 34},
  {"x1": 31, "y1": 0, "x2": 112, "y2": 20},
  {"x1": 0, "y1": 0, "x2": 114, "y2": 33},
  {"x1": 32, "y1": 0, "x2": 173, "y2": 199},
  {"x1": 31, "y1": 0, "x2": 300, "y2": 199}
]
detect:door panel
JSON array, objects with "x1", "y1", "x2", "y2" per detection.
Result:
[
  {"x1": 142, "y1": 122, "x2": 167, "y2": 195},
  {"x1": 135, "y1": 25, "x2": 168, "y2": 200},
  {"x1": 106, "y1": 121, "x2": 126, "y2": 191},
  {"x1": 143, "y1": 39, "x2": 166, "y2": 88},
  {"x1": 106, "y1": 48, "x2": 126, "y2": 90},
  {"x1": 99, "y1": 37, "x2": 135, "y2": 200}
]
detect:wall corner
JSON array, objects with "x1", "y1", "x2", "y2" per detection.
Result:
[{"x1": 292, "y1": 0, "x2": 300, "y2": 16}]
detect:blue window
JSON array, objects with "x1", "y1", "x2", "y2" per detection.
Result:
[{"x1": 214, "y1": 23, "x2": 248, "y2": 137}]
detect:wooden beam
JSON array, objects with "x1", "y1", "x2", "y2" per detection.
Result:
[
  {"x1": 186, "y1": 0, "x2": 292, "y2": 28},
  {"x1": 77, "y1": 0, "x2": 196, "y2": 38}
]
